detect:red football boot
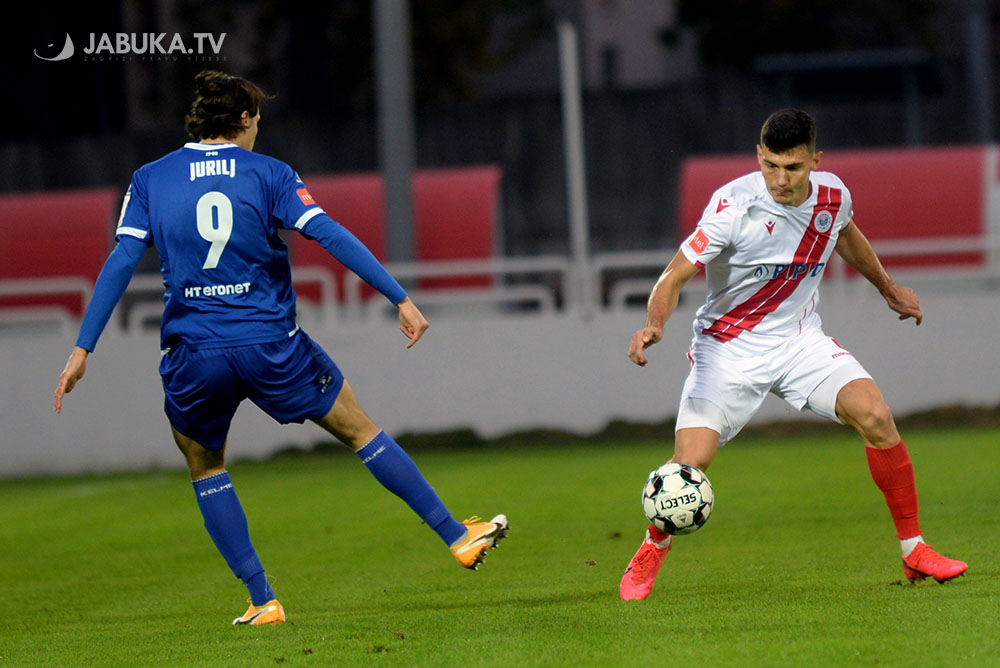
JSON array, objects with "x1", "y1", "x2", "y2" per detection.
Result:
[
  {"x1": 902, "y1": 543, "x2": 967, "y2": 583},
  {"x1": 620, "y1": 529, "x2": 673, "y2": 600}
]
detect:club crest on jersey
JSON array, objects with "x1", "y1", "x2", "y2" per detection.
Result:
[{"x1": 814, "y1": 210, "x2": 833, "y2": 232}]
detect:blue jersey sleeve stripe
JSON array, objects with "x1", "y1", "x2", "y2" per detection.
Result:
[
  {"x1": 293, "y1": 207, "x2": 324, "y2": 230},
  {"x1": 116, "y1": 226, "x2": 149, "y2": 240}
]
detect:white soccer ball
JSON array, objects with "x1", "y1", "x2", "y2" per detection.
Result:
[{"x1": 641, "y1": 462, "x2": 714, "y2": 535}]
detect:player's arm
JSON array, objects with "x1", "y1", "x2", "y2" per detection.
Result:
[
  {"x1": 395, "y1": 297, "x2": 429, "y2": 349},
  {"x1": 834, "y1": 219, "x2": 922, "y2": 325},
  {"x1": 54, "y1": 234, "x2": 147, "y2": 412},
  {"x1": 629, "y1": 249, "x2": 701, "y2": 366},
  {"x1": 298, "y1": 214, "x2": 428, "y2": 347}
]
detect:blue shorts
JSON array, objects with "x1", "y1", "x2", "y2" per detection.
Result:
[{"x1": 159, "y1": 329, "x2": 345, "y2": 451}]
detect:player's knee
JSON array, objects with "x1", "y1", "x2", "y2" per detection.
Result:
[
  {"x1": 184, "y1": 448, "x2": 226, "y2": 479},
  {"x1": 864, "y1": 399, "x2": 893, "y2": 431},
  {"x1": 312, "y1": 405, "x2": 379, "y2": 451},
  {"x1": 849, "y1": 399, "x2": 897, "y2": 444},
  {"x1": 173, "y1": 429, "x2": 225, "y2": 477}
]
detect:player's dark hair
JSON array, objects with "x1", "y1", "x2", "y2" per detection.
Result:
[
  {"x1": 184, "y1": 70, "x2": 272, "y2": 141},
  {"x1": 760, "y1": 109, "x2": 816, "y2": 154}
]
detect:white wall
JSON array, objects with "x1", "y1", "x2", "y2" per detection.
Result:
[{"x1": 4, "y1": 281, "x2": 998, "y2": 477}]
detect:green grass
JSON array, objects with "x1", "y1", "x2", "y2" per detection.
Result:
[{"x1": 2, "y1": 427, "x2": 997, "y2": 667}]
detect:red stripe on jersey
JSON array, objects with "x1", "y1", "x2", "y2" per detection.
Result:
[{"x1": 703, "y1": 185, "x2": 842, "y2": 342}]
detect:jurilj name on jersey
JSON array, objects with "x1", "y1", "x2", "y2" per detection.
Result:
[
  {"x1": 189, "y1": 157, "x2": 236, "y2": 181},
  {"x1": 681, "y1": 171, "x2": 854, "y2": 345}
]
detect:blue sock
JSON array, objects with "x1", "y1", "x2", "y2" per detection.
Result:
[
  {"x1": 193, "y1": 472, "x2": 275, "y2": 606},
  {"x1": 357, "y1": 431, "x2": 467, "y2": 546}
]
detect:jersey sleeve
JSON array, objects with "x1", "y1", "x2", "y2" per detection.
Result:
[
  {"x1": 114, "y1": 170, "x2": 152, "y2": 245},
  {"x1": 297, "y1": 213, "x2": 408, "y2": 305},
  {"x1": 269, "y1": 162, "x2": 325, "y2": 232},
  {"x1": 839, "y1": 184, "x2": 855, "y2": 230},
  {"x1": 680, "y1": 205, "x2": 737, "y2": 267},
  {"x1": 75, "y1": 234, "x2": 146, "y2": 351},
  {"x1": 267, "y1": 162, "x2": 407, "y2": 303},
  {"x1": 75, "y1": 170, "x2": 150, "y2": 351}
]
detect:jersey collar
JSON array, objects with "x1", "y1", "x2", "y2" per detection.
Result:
[{"x1": 184, "y1": 142, "x2": 239, "y2": 151}]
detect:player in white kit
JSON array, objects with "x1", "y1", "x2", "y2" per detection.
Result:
[{"x1": 620, "y1": 109, "x2": 967, "y2": 600}]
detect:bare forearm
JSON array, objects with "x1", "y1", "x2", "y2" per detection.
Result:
[
  {"x1": 836, "y1": 220, "x2": 923, "y2": 324},
  {"x1": 629, "y1": 250, "x2": 700, "y2": 366},
  {"x1": 836, "y1": 222, "x2": 894, "y2": 296},
  {"x1": 645, "y1": 270, "x2": 683, "y2": 329}
]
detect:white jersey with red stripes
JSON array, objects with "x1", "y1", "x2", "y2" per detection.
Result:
[{"x1": 680, "y1": 170, "x2": 853, "y2": 348}]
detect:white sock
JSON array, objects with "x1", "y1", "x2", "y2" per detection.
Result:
[
  {"x1": 900, "y1": 535, "x2": 923, "y2": 557},
  {"x1": 645, "y1": 529, "x2": 673, "y2": 550}
]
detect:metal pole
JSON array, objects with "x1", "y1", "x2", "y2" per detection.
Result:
[
  {"x1": 374, "y1": 0, "x2": 416, "y2": 262},
  {"x1": 967, "y1": 0, "x2": 995, "y2": 143},
  {"x1": 557, "y1": 19, "x2": 593, "y2": 317},
  {"x1": 902, "y1": 67, "x2": 923, "y2": 146}
]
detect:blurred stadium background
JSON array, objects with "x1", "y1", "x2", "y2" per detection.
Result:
[{"x1": 3, "y1": 0, "x2": 999, "y2": 476}]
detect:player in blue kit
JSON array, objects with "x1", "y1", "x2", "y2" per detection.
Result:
[{"x1": 54, "y1": 70, "x2": 508, "y2": 625}]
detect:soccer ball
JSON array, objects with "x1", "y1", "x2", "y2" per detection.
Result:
[{"x1": 641, "y1": 463, "x2": 714, "y2": 535}]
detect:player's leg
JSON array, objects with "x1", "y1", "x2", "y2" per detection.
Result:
[
  {"x1": 832, "y1": 378, "x2": 967, "y2": 582},
  {"x1": 161, "y1": 345, "x2": 283, "y2": 624},
  {"x1": 622, "y1": 338, "x2": 766, "y2": 601},
  {"x1": 832, "y1": 378, "x2": 918, "y2": 538},
  {"x1": 246, "y1": 332, "x2": 506, "y2": 568},
  {"x1": 833, "y1": 377, "x2": 899, "y2": 447},
  {"x1": 621, "y1": 424, "x2": 721, "y2": 601},
  {"x1": 311, "y1": 379, "x2": 508, "y2": 569},
  {"x1": 172, "y1": 428, "x2": 284, "y2": 624},
  {"x1": 803, "y1": 359, "x2": 967, "y2": 583},
  {"x1": 779, "y1": 334, "x2": 919, "y2": 541},
  {"x1": 312, "y1": 378, "x2": 468, "y2": 544}
]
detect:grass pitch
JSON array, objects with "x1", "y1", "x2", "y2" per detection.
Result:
[{"x1": 2, "y1": 426, "x2": 996, "y2": 667}]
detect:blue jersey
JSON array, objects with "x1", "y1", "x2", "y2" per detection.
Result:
[
  {"x1": 105, "y1": 142, "x2": 405, "y2": 350},
  {"x1": 117, "y1": 142, "x2": 314, "y2": 347}
]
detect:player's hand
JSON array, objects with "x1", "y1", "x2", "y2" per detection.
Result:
[
  {"x1": 397, "y1": 297, "x2": 429, "y2": 348},
  {"x1": 54, "y1": 346, "x2": 89, "y2": 413},
  {"x1": 628, "y1": 326, "x2": 663, "y2": 366},
  {"x1": 883, "y1": 285, "x2": 922, "y2": 325}
]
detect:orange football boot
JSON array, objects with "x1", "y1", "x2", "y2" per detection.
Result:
[
  {"x1": 450, "y1": 514, "x2": 509, "y2": 570},
  {"x1": 232, "y1": 599, "x2": 285, "y2": 625}
]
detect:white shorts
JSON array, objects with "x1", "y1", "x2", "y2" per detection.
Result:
[{"x1": 675, "y1": 325, "x2": 872, "y2": 445}]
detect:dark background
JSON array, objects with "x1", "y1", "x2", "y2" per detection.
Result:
[{"x1": 4, "y1": 0, "x2": 998, "y2": 254}]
